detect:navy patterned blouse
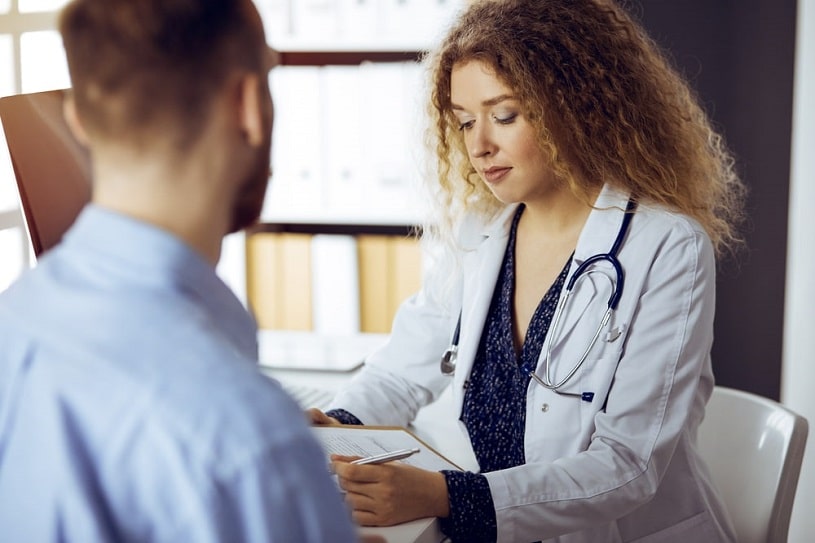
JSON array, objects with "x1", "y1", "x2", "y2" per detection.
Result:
[{"x1": 329, "y1": 205, "x2": 570, "y2": 543}]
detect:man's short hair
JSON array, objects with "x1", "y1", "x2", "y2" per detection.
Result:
[{"x1": 59, "y1": 0, "x2": 266, "y2": 152}]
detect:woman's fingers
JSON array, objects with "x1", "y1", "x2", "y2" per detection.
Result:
[{"x1": 306, "y1": 408, "x2": 340, "y2": 425}]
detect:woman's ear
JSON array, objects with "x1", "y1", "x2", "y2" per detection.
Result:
[
  {"x1": 236, "y1": 73, "x2": 264, "y2": 147},
  {"x1": 62, "y1": 93, "x2": 90, "y2": 147}
]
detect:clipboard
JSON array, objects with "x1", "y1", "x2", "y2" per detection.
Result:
[{"x1": 312, "y1": 425, "x2": 462, "y2": 472}]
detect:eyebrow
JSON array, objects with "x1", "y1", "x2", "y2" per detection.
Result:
[{"x1": 451, "y1": 94, "x2": 516, "y2": 111}]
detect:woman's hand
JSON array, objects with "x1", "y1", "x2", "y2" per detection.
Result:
[
  {"x1": 307, "y1": 408, "x2": 341, "y2": 426},
  {"x1": 332, "y1": 455, "x2": 450, "y2": 526}
]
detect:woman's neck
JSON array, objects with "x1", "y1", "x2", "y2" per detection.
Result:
[{"x1": 519, "y1": 184, "x2": 597, "y2": 238}]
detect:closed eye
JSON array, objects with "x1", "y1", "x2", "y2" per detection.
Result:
[{"x1": 493, "y1": 112, "x2": 518, "y2": 125}]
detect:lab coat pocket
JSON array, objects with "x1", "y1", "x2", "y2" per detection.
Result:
[
  {"x1": 526, "y1": 353, "x2": 619, "y2": 461},
  {"x1": 526, "y1": 384, "x2": 585, "y2": 462},
  {"x1": 568, "y1": 352, "x2": 623, "y2": 449},
  {"x1": 578, "y1": 349, "x2": 623, "y2": 411},
  {"x1": 628, "y1": 510, "x2": 719, "y2": 542}
]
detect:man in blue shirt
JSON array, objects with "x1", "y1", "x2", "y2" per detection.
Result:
[{"x1": 0, "y1": 1, "x2": 372, "y2": 541}]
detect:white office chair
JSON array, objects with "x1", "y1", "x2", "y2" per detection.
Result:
[{"x1": 698, "y1": 386, "x2": 808, "y2": 543}]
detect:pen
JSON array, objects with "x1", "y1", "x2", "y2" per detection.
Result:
[{"x1": 350, "y1": 447, "x2": 421, "y2": 465}]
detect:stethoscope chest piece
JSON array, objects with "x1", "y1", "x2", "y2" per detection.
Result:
[
  {"x1": 440, "y1": 313, "x2": 462, "y2": 376},
  {"x1": 440, "y1": 345, "x2": 457, "y2": 375}
]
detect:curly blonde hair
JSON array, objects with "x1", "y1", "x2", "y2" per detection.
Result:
[{"x1": 421, "y1": 0, "x2": 745, "y2": 257}]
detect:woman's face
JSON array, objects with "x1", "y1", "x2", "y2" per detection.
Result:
[{"x1": 450, "y1": 60, "x2": 556, "y2": 205}]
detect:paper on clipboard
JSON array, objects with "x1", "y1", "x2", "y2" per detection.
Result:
[{"x1": 312, "y1": 425, "x2": 462, "y2": 472}]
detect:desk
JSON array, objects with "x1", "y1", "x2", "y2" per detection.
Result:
[{"x1": 259, "y1": 332, "x2": 479, "y2": 543}]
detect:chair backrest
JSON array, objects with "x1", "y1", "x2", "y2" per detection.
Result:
[
  {"x1": 698, "y1": 386, "x2": 809, "y2": 543},
  {"x1": 0, "y1": 89, "x2": 91, "y2": 258}
]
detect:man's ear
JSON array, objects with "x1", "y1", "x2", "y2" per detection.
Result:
[
  {"x1": 237, "y1": 73, "x2": 264, "y2": 147},
  {"x1": 62, "y1": 93, "x2": 90, "y2": 147}
]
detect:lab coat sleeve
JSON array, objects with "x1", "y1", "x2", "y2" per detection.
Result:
[
  {"x1": 328, "y1": 254, "x2": 462, "y2": 428},
  {"x1": 485, "y1": 216, "x2": 718, "y2": 542}
]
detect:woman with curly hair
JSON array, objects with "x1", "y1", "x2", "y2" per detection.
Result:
[{"x1": 310, "y1": 1, "x2": 745, "y2": 541}]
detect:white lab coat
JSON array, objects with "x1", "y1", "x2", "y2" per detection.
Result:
[{"x1": 331, "y1": 185, "x2": 737, "y2": 543}]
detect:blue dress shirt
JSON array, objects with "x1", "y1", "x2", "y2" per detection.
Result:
[{"x1": 0, "y1": 205, "x2": 357, "y2": 542}]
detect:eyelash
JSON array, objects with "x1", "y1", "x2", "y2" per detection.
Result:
[
  {"x1": 457, "y1": 112, "x2": 518, "y2": 131},
  {"x1": 495, "y1": 112, "x2": 518, "y2": 125}
]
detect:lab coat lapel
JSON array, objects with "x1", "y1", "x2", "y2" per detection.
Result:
[{"x1": 453, "y1": 205, "x2": 517, "y2": 404}]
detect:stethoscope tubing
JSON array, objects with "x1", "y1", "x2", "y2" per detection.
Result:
[
  {"x1": 440, "y1": 198, "x2": 638, "y2": 383},
  {"x1": 535, "y1": 198, "x2": 636, "y2": 390}
]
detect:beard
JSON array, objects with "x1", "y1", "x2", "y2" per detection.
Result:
[{"x1": 227, "y1": 133, "x2": 271, "y2": 234}]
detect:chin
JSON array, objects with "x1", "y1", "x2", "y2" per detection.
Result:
[{"x1": 487, "y1": 187, "x2": 523, "y2": 206}]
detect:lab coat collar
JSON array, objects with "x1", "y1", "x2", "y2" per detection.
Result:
[
  {"x1": 574, "y1": 184, "x2": 632, "y2": 263},
  {"x1": 475, "y1": 185, "x2": 631, "y2": 255}
]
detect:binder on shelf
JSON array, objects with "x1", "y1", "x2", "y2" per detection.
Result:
[
  {"x1": 264, "y1": 66, "x2": 322, "y2": 222},
  {"x1": 290, "y1": 0, "x2": 338, "y2": 44},
  {"x1": 357, "y1": 235, "x2": 422, "y2": 334},
  {"x1": 321, "y1": 65, "x2": 364, "y2": 219},
  {"x1": 390, "y1": 235, "x2": 422, "y2": 312},
  {"x1": 337, "y1": 0, "x2": 378, "y2": 46},
  {"x1": 357, "y1": 235, "x2": 392, "y2": 334},
  {"x1": 310, "y1": 234, "x2": 360, "y2": 334},
  {"x1": 379, "y1": 0, "x2": 427, "y2": 46},
  {"x1": 254, "y1": 0, "x2": 289, "y2": 45},
  {"x1": 358, "y1": 62, "x2": 419, "y2": 223},
  {"x1": 246, "y1": 233, "x2": 313, "y2": 330}
]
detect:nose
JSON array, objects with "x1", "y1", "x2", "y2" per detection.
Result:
[{"x1": 467, "y1": 121, "x2": 496, "y2": 158}]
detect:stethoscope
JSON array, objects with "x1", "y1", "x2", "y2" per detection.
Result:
[{"x1": 440, "y1": 198, "x2": 637, "y2": 395}]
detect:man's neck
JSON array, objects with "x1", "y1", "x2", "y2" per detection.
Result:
[{"x1": 91, "y1": 156, "x2": 230, "y2": 266}]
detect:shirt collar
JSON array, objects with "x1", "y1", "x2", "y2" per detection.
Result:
[{"x1": 60, "y1": 204, "x2": 258, "y2": 359}]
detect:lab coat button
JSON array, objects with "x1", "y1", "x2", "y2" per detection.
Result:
[{"x1": 541, "y1": 403, "x2": 550, "y2": 412}]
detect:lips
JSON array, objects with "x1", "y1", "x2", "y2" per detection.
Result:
[{"x1": 482, "y1": 166, "x2": 512, "y2": 184}]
